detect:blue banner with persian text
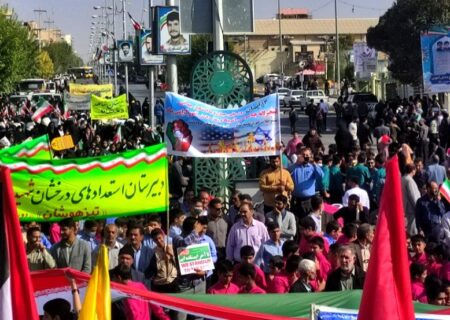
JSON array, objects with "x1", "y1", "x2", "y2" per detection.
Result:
[{"x1": 164, "y1": 93, "x2": 281, "y2": 158}]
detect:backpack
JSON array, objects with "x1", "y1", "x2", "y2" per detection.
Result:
[{"x1": 316, "y1": 107, "x2": 323, "y2": 120}]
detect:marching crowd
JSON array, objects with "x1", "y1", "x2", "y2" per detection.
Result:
[{"x1": 7, "y1": 92, "x2": 450, "y2": 319}]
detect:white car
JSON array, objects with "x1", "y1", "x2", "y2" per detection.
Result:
[
  {"x1": 283, "y1": 90, "x2": 305, "y2": 109},
  {"x1": 275, "y1": 87, "x2": 290, "y2": 105},
  {"x1": 302, "y1": 90, "x2": 328, "y2": 106}
]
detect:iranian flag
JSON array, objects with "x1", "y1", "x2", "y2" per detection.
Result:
[
  {"x1": 440, "y1": 179, "x2": 450, "y2": 203},
  {"x1": 32, "y1": 98, "x2": 53, "y2": 123},
  {"x1": 128, "y1": 12, "x2": 142, "y2": 31},
  {"x1": 0, "y1": 167, "x2": 39, "y2": 319}
]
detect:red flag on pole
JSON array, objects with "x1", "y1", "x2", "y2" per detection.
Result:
[
  {"x1": 127, "y1": 12, "x2": 142, "y2": 31},
  {"x1": 358, "y1": 155, "x2": 415, "y2": 320},
  {"x1": 0, "y1": 167, "x2": 39, "y2": 320}
]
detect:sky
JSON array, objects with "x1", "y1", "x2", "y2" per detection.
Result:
[{"x1": 8, "y1": 0, "x2": 395, "y2": 62}]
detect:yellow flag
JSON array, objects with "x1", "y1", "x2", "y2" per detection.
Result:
[{"x1": 79, "y1": 245, "x2": 111, "y2": 320}]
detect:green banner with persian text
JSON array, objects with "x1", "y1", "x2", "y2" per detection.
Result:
[
  {"x1": 2, "y1": 143, "x2": 168, "y2": 222},
  {"x1": 90, "y1": 94, "x2": 129, "y2": 120}
]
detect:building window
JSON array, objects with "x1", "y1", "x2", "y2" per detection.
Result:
[
  {"x1": 301, "y1": 45, "x2": 308, "y2": 52},
  {"x1": 320, "y1": 44, "x2": 327, "y2": 53}
]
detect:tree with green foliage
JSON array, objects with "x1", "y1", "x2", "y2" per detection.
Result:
[
  {"x1": 176, "y1": 35, "x2": 211, "y2": 85},
  {"x1": 367, "y1": 0, "x2": 450, "y2": 84},
  {"x1": 42, "y1": 42, "x2": 83, "y2": 74},
  {"x1": 328, "y1": 35, "x2": 355, "y2": 83},
  {"x1": 37, "y1": 51, "x2": 54, "y2": 79},
  {"x1": 0, "y1": 8, "x2": 38, "y2": 93}
]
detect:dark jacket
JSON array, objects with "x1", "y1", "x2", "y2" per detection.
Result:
[
  {"x1": 289, "y1": 279, "x2": 314, "y2": 293},
  {"x1": 324, "y1": 266, "x2": 365, "y2": 291}
]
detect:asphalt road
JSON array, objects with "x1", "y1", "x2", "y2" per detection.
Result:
[{"x1": 128, "y1": 83, "x2": 337, "y2": 149}]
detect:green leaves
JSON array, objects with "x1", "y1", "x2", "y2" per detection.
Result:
[
  {"x1": 42, "y1": 42, "x2": 83, "y2": 74},
  {"x1": 0, "y1": 11, "x2": 38, "y2": 92},
  {"x1": 37, "y1": 51, "x2": 54, "y2": 79},
  {"x1": 367, "y1": 0, "x2": 450, "y2": 84}
]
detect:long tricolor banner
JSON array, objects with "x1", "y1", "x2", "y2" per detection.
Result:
[
  {"x1": 164, "y1": 93, "x2": 281, "y2": 158},
  {"x1": 31, "y1": 269, "x2": 449, "y2": 319},
  {"x1": 32, "y1": 268, "x2": 298, "y2": 320},
  {"x1": 0, "y1": 135, "x2": 52, "y2": 160},
  {"x1": 1, "y1": 143, "x2": 168, "y2": 221}
]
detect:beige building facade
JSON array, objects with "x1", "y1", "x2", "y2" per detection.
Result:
[{"x1": 233, "y1": 17, "x2": 379, "y2": 80}]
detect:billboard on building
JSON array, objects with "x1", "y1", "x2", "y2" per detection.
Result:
[
  {"x1": 421, "y1": 26, "x2": 450, "y2": 93},
  {"x1": 353, "y1": 42, "x2": 377, "y2": 79}
]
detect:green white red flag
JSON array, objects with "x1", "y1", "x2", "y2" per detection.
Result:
[
  {"x1": 31, "y1": 98, "x2": 53, "y2": 123},
  {"x1": 440, "y1": 179, "x2": 450, "y2": 203}
]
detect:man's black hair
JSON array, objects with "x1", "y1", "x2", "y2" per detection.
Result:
[
  {"x1": 240, "y1": 245, "x2": 255, "y2": 258},
  {"x1": 167, "y1": 11, "x2": 179, "y2": 23},
  {"x1": 43, "y1": 298, "x2": 71, "y2": 319}
]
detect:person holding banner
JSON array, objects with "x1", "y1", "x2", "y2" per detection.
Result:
[{"x1": 259, "y1": 156, "x2": 294, "y2": 214}]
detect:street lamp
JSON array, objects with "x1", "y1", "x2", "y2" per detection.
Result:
[
  {"x1": 334, "y1": 0, "x2": 340, "y2": 96},
  {"x1": 278, "y1": 0, "x2": 284, "y2": 87}
]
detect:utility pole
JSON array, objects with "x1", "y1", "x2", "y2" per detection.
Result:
[
  {"x1": 278, "y1": 0, "x2": 284, "y2": 87},
  {"x1": 166, "y1": 0, "x2": 178, "y2": 93},
  {"x1": 112, "y1": 0, "x2": 118, "y2": 96},
  {"x1": 34, "y1": 9, "x2": 47, "y2": 49},
  {"x1": 334, "y1": 0, "x2": 340, "y2": 96},
  {"x1": 122, "y1": 0, "x2": 129, "y2": 101},
  {"x1": 212, "y1": 0, "x2": 224, "y2": 51},
  {"x1": 149, "y1": 0, "x2": 156, "y2": 128}
]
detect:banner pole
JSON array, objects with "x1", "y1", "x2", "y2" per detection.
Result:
[
  {"x1": 165, "y1": 146, "x2": 170, "y2": 241},
  {"x1": 46, "y1": 134, "x2": 53, "y2": 159}
]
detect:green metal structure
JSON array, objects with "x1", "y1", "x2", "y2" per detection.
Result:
[{"x1": 190, "y1": 51, "x2": 253, "y2": 204}]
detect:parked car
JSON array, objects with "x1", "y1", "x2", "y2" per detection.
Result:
[
  {"x1": 343, "y1": 92, "x2": 378, "y2": 124},
  {"x1": 303, "y1": 90, "x2": 328, "y2": 106},
  {"x1": 283, "y1": 89, "x2": 305, "y2": 109},
  {"x1": 275, "y1": 87, "x2": 290, "y2": 105}
]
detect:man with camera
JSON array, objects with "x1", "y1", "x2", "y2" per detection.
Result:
[{"x1": 290, "y1": 147, "x2": 324, "y2": 220}]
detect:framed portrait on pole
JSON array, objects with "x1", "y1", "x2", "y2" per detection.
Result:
[
  {"x1": 139, "y1": 29, "x2": 164, "y2": 65},
  {"x1": 155, "y1": 6, "x2": 191, "y2": 55},
  {"x1": 117, "y1": 40, "x2": 134, "y2": 62}
]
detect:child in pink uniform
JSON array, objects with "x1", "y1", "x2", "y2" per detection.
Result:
[
  {"x1": 266, "y1": 256, "x2": 289, "y2": 293},
  {"x1": 410, "y1": 262, "x2": 428, "y2": 303},
  {"x1": 208, "y1": 260, "x2": 239, "y2": 294},
  {"x1": 237, "y1": 263, "x2": 266, "y2": 294},
  {"x1": 232, "y1": 245, "x2": 267, "y2": 290},
  {"x1": 411, "y1": 235, "x2": 428, "y2": 266}
]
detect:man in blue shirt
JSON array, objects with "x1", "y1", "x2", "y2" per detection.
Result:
[
  {"x1": 256, "y1": 221, "x2": 284, "y2": 273},
  {"x1": 415, "y1": 181, "x2": 446, "y2": 240},
  {"x1": 291, "y1": 147, "x2": 324, "y2": 219},
  {"x1": 77, "y1": 220, "x2": 100, "y2": 252}
]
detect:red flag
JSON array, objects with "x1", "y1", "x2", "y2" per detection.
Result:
[
  {"x1": 0, "y1": 167, "x2": 39, "y2": 319},
  {"x1": 358, "y1": 155, "x2": 414, "y2": 320},
  {"x1": 127, "y1": 12, "x2": 142, "y2": 31}
]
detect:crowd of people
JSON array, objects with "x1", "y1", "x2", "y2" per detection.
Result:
[
  {"x1": 0, "y1": 92, "x2": 165, "y2": 159},
  {"x1": 5, "y1": 90, "x2": 450, "y2": 319}
]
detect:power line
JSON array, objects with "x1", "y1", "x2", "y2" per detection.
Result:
[
  {"x1": 338, "y1": 0, "x2": 388, "y2": 12},
  {"x1": 310, "y1": 0, "x2": 334, "y2": 14}
]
